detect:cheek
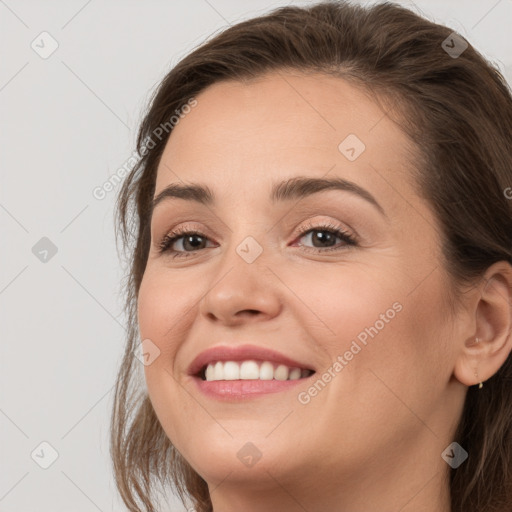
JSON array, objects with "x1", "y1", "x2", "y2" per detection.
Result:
[
  {"x1": 136, "y1": 271, "x2": 197, "y2": 447},
  {"x1": 288, "y1": 264, "x2": 446, "y2": 400},
  {"x1": 345, "y1": 271, "x2": 452, "y2": 415},
  {"x1": 278, "y1": 263, "x2": 404, "y2": 356},
  {"x1": 137, "y1": 269, "x2": 192, "y2": 352},
  {"x1": 136, "y1": 271, "x2": 191, "y2": 402}
]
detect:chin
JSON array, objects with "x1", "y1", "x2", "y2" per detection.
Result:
[{"x1": 176, "y1": 429, "x2": 298, "y2": 480}]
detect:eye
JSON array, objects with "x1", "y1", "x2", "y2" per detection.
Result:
[
  {"x1": 157, "y1": 225, "x2": 214, "y2": 258},
  {"x1": 157, "y1": 221, "x2": 357, "y2": 259},
  {"x1": 292, "y1": 221, "x2": 357, "y2": 253}
]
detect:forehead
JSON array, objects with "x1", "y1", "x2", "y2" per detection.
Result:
[{"x1": 154, "y1": 71, "x2": 418, "y2": 211}]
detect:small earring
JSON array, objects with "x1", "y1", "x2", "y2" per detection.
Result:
[
  {"x1": 475, "y1": 337, "x2": 483, "y2": 388},
  {"x1": 474, "y1": 366, "x2": 483, "y2": 389}
]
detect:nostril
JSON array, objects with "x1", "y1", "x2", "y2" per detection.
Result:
[{"x1": 238, "y1": 310, "x2": 260, "y2": 317}]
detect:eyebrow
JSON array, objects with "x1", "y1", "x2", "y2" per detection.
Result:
[{"x1": 151, "y1": 176, "x2": 387, "y2": 218}]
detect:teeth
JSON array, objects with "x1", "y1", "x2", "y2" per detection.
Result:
[
  {"x1": 214, "y1": 361, "x2": 223, "y2": 380},
  {"x1": 203, "y1": 359, "x2": 311, "y2": 382},
  {"x1": 259, "y1": 361, "x2": 274, "y2": 380},
  {"x1": 240, "y1": 361, "x2": 259, "y2": 379},
  {"x1": 274, "y1": 364, "x2": 289, "y2": 381},
  {"x1": 289, "y1": 368, "x2": 302, "y2": 380},
  {"x1": 224, "y1": 361, "x2": 240, "y2": 380}
]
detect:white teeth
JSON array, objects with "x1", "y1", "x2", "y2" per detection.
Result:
[
  {"x1": 223, "y1": 361, "x2": 240, "y2": 380},
  {"x1": 203, "y1": 359, "x2": 311, "y2": 382},
  {"x1": 259, "y1": 361, "x2": 274, "y2": 380},
  {"x1": 240, "y1": 361, "x2": 259, "y2": 380},
  {"x1": 274, "y1": 364, "x2": 289, "y2": 381},
  {"x1": 214, "y1": 361, "x2": 223, "y2": 380}
]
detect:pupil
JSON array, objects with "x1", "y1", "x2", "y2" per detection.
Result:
[
  {"x1": 185, "y1": 235, "x2": 204, "y2": 250},
  {"x1": 313, "y1": 230, "x2": 334, "y2": 247}
]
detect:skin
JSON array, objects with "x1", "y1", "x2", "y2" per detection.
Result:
[{"x1": 137, "y1": 71, "x2": 512, "y2": 512}]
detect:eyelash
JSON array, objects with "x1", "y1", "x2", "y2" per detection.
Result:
[{"x1": 157, "y1": 221, "x2": 357, "y2": 259}]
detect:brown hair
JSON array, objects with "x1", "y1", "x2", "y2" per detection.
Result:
[{"x1": 110, "y1": 1, "x2": 512, "y2": 510}]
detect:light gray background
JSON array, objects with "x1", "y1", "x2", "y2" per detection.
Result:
[{"x1": 1, "y1": 1, "x2": 511, "y2": 511}]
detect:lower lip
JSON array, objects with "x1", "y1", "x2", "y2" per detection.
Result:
[{"x1": 192, "y1": 376, "x2": 311, "y2": 400}]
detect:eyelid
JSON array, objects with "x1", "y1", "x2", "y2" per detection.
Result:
[
  {"x1": 155, "y1": 222, "x2": 215, "y2": 251},
  {"x1": 154, "y1": 221, "x2": 215, "y2": 243},
  {"x1": 290, "y1": 217, "x2": 356, "y2": 241}
]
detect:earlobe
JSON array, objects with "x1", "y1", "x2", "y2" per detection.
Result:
[
  {"x1": 453, "y1": 336, "x2": 487, "y2": 388},
  {"x1": 452, "y1": 261, "x2": 512, "y2": 388}
]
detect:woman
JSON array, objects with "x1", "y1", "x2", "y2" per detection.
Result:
[{"x1": 111, "y1": 1, "x2": 512, "y2": 511}]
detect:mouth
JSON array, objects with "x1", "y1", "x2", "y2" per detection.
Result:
[
  {"x1": 196, "y1": 360, "x2": 316, "y2": 382},
  {"x1": 187, "y1": 344, "x2": 317, "y2": 400}
]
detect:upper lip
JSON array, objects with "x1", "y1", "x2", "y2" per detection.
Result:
[{"x1": 188, "y1": 344, "x2": 316, "y2": 376}]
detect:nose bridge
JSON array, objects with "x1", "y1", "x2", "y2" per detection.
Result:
[
  {"x1": 216, "y1": 227, "x2": 270, "y2": 287},
  {"x1": 198, "y1": 221, "x2": 281, "y2": 323},
  {"x1": 217, "y1": 198, "x2": 274, "y2": 264},
  {"x1": 202, "y1": 188, "x2": 281, "y2": 276}
]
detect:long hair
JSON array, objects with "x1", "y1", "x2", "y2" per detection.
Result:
[{"x1": 111, "y1": 2, "x2": 512, "y2": 510}]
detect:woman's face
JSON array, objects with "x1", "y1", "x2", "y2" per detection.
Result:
[{"x1": 137, "y1": 71, "x2": 465, "y2": 507}]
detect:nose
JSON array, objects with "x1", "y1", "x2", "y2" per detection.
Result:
[{"x1": 198, "y1": 255, "x2": 283, "y2": 327}]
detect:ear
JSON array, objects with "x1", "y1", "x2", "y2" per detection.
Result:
[{"x1": 453, "y1": 261, "x2": 512, "y2": 387}]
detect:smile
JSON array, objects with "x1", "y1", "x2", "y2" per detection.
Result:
[
  {"x1": 201, "y1": 360, "x2": 314, "y2": 381},
  {"x1": 188, "y1": 344, "x2": 317, "y2": 400}
]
